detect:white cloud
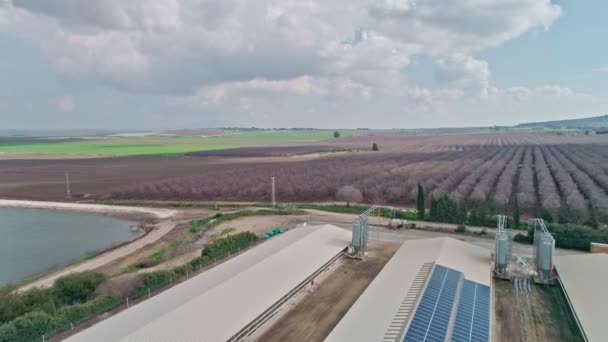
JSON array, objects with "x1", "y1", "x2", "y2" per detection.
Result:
[
  {"x1": 0, "y1": 0, "x2": 562, "y2": 95},
  {"x1": 55, "y1": 94, "x2": 74, "y2": 112},
  {"x1": 2, "y1": 0, "x2": 591, "y2": 129},
  {"x1": 368, "y1": 0, "x2": 562, "y2": 52},
  {"x1": 435, "y1": 54, "x2": 490, "y2": 95}
]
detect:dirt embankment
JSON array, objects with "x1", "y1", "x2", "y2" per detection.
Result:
[{"x1": 0, "y1": 199, "x2": 175, "y2": 220}]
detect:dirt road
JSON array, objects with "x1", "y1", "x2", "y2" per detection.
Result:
[{"x1": 306, "y1": 209, "x2": 500, "y2": 234}]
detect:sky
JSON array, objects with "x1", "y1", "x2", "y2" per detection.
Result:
[{"x1": 0, "y1": 0, "x2": 606, "y2": 130}]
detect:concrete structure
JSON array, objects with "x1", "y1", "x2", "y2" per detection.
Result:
[
  {"x1": 326, "y1": 237, "x2": 492, "y2": 342},
  {"x1": 66, "y1": 224, "x2": 350, "y2": 342},
  {"x1": 556, "y1": 254, "x2": 608, "y2": 342}
]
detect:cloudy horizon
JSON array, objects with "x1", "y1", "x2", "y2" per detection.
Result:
[{"x1": 1, "y1": 0, "x2": 606, "y2": 130}]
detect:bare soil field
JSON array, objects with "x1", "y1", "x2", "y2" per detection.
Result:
[
  {"x1": 257, "y1": 241, "x2": 400, "y2": 342},
  {"x1": 187, "y1": 144, "x2": 356, "y2": 157},
  {"x1": 210, "y1": 214, "x2": 310, "y2": 236},
  {"x1": 493, "y1": 279, "x2": 583, "y2": 342}
]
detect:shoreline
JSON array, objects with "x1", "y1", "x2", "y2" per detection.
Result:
[
  {"x1": 3, "y1": 228, "x2": 145, "y2": 289},
  {"x1": 0, "y1": 199, "x2": 176, "y2": 222},
  {"x1": 0, "y1": 199, "x2": 179, "y2": 292}
]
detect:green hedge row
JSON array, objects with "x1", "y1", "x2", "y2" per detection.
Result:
[
  {"x1": 202, "y1": 232, "x2": 258, "y2": 259},
  {"x1": 132, "y1": 232, "x2": 258, "y2": 298},
  {"x1": 0, "y1": 296, "x2": 120, "y2": 342},
  {"x1": 548, "y1": 223, "x2": 608, "y2": 251},
  {"x1": 516, "y1": 223, "x2": 608, "y2": 251},
  {"x1": 0, "y1": 272, "x2": 106, "y2": 326}
]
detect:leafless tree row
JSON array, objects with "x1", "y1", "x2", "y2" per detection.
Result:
[
  {"x1": 542, "y1": 147, "x2": 589, "y2": 218},
  {"x1": 469, "y1": 147, "x2": 518, "y2": 203},
  {"x1": 550, "y1": 146, "x2": 608, "y2": 220},
  {"x1": 112, "y1": 140, "x2": 608, "y2": 223},
  {"x1": 533, "y1": 147, "x2": 561, "y2": 213},
  {"x1": 493, "y1": 147, "x2": 525, "y2": 207},
  {"x1": 562, "y1": 146, "x2": 608, "y2": 192},
  {"x1": 429, "y1": 148, "x2": 500, "y2": 199},
  {"x1": 449, "y1": 148, "x2": 512, "y2": 202},
  {"x1": 515, "y1": 147, "x2": 537, "y2": 211}
]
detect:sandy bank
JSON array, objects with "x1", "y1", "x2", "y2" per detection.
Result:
[{"x1": 0, "y1": 199, "x2": 175, "y2": 219}]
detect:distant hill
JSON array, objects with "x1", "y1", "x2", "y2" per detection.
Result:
[{"x1": 517, "y1": 115, "x2": 608, "y2": 130}]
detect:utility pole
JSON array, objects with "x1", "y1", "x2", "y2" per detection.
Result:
[
  {"x1": 65, "y1": 172, "x2": 71, "y2": 198},
  {"x1": 271, "y1": 176, "x2": 276, "y2": 208}
]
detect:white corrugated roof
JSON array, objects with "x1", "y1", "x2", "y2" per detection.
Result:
[
  {"x1": 65, "y1": 224, "x2": 350, "y2": 342},
  {"x1": 325, "y1": 237, "x2": 491, "y2": 342},
  {"x1": 556, "y1": 253, "x2": 608, "y2": 342}
]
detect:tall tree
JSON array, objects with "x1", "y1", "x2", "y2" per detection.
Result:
[
  {"x1": 457, "y1": 201, "x2": 468, "y2": 224},
  {"x1": 333, "y1": 130, "x2": 341, "y2": 138},
  {"x1": 513, "y1": 196, "x2": 521, "y2": 227},
  {"x1": 336, "y1": 185, "x2": 362, "y2": 207},
  {"x1": 417, "y1": 183, "x2": 425, "y2": 220}
]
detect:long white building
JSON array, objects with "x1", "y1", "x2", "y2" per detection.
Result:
[
  {"x1": 66, "y1": 224, "x2": 350, "y2": 342},
  {"x1": 556, "y1": 253, "x2": 608, "y2": 342},
  {"x1": 326, "y1": 237, "x2": 493, "y2": 342}
]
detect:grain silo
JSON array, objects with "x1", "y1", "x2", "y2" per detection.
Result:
[{"x1": 494, "y1": 215, "x2": 512, "y2": 278}]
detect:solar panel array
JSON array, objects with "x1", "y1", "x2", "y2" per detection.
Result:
[
  {"x1": 403, "y1": 265, "x2": 461, "y2": 342},
  {"x1": 451, "y1": 280, "x2": 491, "y2": 342}
]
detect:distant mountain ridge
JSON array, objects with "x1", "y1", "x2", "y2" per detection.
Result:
[{"x1": 517, "y1": 115, "x2": 608, "y2": 130}]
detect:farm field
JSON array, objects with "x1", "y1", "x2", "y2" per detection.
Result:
[
  {"x1": 113, "y1": 133, "x2": 608, "y2": 224},
  {"x1": 0, "y1": 130, "x2": 360, "y2": 157},
  {"x1": 2, "y1": 132, "x2": 608, "y2": 224}
]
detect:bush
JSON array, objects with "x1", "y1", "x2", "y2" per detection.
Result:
[
  {"x1": 189, "y1": 219, "x2": 203, "y2": 234},
  {"x1": 96, "y1": 273, "x2": 144, "y2": 299},
  {"x1": 0, "y1": 293, "x2": 28, "y2": 325},
  {"x1": 173, "y1": 264, "x2": 194, "y2": 278},
  {"x1": 0, "y1": 297, "x2": 121, "y2": 342},
  {"x1": 513, "y1": 233, "x2": 530, "y2": 243},
  {"x1": 0, "y1": 322, "x2": 18, "y2": 342},
  {"x1": 455, "y1": 224, "x2": 466, "y2": 233},
  {"x1": 2, "y1": 311, "x2": 56, "y2": 342},
  {"x1": 190, "y1": 255, "x2": 213, "y2": 269},
  {"x1": 54, "y1": 296, "x2": 119, "y2": 327},
  {"x1": 53, "y1": 272, "x2": 106, "y2": 305},
  {"x1": 141, "y1": 271, "x2": 175, "y2": 289},
  {"x1": 548, "y1": 223, "x2": 608, "y2": 251},
  {"x1": 202, "y1": 232, "x2": 258, "y2": 259}
]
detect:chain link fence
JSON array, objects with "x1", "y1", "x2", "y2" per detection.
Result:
[{"x1": 30, "y1": 240, "x2": 260, "y2": 342}]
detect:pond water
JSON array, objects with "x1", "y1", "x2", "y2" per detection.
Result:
[{"x1": 0, "y1": 207, "x2": 141, "y2": 286}]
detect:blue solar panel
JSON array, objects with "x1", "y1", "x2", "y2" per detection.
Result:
[
  {"x1": 451, "y1": 280, "x2": 491, "y2": 342},
  {"x1": 403, "y1": 265, "x2": 461, "y2": 342}
]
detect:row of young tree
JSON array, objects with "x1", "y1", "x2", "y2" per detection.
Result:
[
  {"x1": 416, "y1": 183, "x2": 600, "y2": 229},
  {"x1": 414, "y1": 182, "x2": 608, "y2": 251}
]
